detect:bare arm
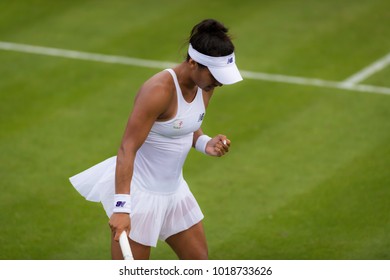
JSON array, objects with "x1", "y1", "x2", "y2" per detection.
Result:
[{"x1": 110, "y1": 76, "x2": 173, "y2": 241}]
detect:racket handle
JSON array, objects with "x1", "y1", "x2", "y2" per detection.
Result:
[{"x1": 119, "y1": 231, "x2": 134, "y2": 260}]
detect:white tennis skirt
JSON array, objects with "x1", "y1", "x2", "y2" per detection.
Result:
[{"x1": 69, "y1": 156, "x2": 204, "y2": 247}]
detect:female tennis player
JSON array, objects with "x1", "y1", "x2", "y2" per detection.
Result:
[{"x1": 70, "y1": 18, "x2": 242, "y2": 259}]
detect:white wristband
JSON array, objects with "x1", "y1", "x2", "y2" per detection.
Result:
[
  {"x1": 113, "y1": 194, "x2": 131, "y2": 213},
  {"x1": 195, "y1": 135, "x2": 212, "y2": 154}
]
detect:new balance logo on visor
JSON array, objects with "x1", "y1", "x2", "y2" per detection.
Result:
[
  {"x1": 227, "y1": 57, "x2": 234, "y2": 64},
  {"x1": 116, "y1": 201, "x2": 126, "y2": 207}
]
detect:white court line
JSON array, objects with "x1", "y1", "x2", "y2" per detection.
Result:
[
  {"x1": 240, "y1": 70, "x2": 390, "y2": 95},
  {"x1": 0, "y1": 41, "x2": 176, "y2": 69},
  {"x1": 342, "y1": 52, "x2": 390, "y2": 87},
  {"x1": 1, "y1": 41, "x2": 390, "y2": 95}
]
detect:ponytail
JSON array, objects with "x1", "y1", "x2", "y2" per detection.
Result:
[{"x1": 187, "y1": 19, "x2": 235, "y2": 59}]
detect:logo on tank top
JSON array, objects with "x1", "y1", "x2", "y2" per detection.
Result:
[
  {"x1": 173, "y1": 120, "x2": 184, "y2": 129},
  {"x1": 198, "y1": 113, "x2": 205, "y2": 122}
]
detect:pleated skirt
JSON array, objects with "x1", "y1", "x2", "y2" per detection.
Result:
[{"x1": 69, "y1": 156, "x2": 204, "y2": 247}]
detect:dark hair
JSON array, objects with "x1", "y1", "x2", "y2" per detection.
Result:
[{"x1": 187, "y1": 19, "x2": 235, "y2": 63}]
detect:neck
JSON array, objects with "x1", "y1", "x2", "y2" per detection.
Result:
[{"x1": 173, "y1": 62, "x2": 197, "y2": 92}]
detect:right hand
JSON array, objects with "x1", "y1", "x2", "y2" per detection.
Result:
[{"x1": 109, "y1": 213, "x2": 131, "y2": 241}]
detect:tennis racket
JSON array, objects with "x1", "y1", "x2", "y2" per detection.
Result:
[{"x1": 119, "y1": 231, "x2": 134, "y2": 260}]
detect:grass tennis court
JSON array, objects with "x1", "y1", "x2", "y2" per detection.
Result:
[{"x1": 1, "y1": 0, "x2": 389, "y2": 259}]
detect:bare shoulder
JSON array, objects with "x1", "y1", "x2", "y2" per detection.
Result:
[
  {"x1": 135, "y1": 71, "x2": 173, "y2": 102},
  {"x1": 133, "y1": 70, "x2": 174, "y2": 114}
]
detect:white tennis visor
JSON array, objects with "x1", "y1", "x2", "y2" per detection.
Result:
[{"x1": 188, "y1": 44, "x2": 243, "y2": 85}]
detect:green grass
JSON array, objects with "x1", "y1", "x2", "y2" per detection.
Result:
[{"x1": 0, "y1": 0, "x2": 389, "y2": 260}]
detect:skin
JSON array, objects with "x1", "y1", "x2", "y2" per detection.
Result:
[{"x1": 108, "y1": 58, "x2": 231, "y2": 260}]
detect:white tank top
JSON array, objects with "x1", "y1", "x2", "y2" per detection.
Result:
[{"x1": 132, "y1": 69, "x2": 206, "y2": 193}]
